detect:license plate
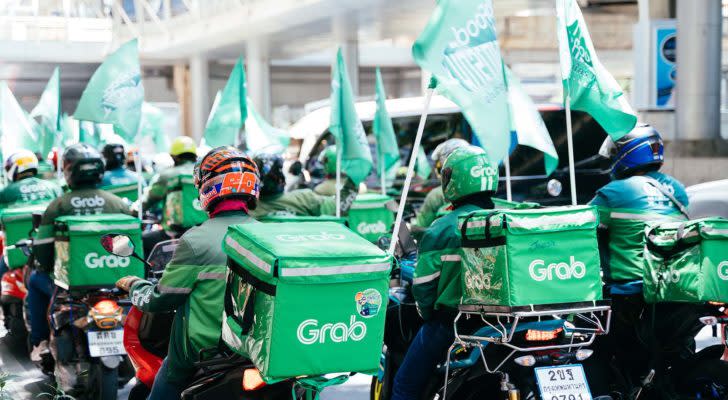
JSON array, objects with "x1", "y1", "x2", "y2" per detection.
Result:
[
  {"x1": 87, "y1": 329, "x2": 126, "y2": 357},
  {"x1": 534, "y1": 364, "x2": 592, "y2": 400}
]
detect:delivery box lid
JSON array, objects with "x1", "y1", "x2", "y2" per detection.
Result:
[
  {"x1": 224, "y1": 222, "x2": 392, "y2": 284},
  {"x1": 350, "y1": 194, "x2": 393, "y2": 209},
  {"x1": 1, "y1": 203, "x2": 49, "y2": 222},
  {"x1": 55, "y1": 214, "x2": 141, "y2": 234},
  {"x1": 460, "y1": 205, "x2": 599, "y2": 240}
]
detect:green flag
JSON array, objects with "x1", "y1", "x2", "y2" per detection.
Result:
[
  {"x1": 31, "y1": 67, "x2": 61, "y2": 156},
  {"x1": 415, "y1": 146, "x2": 432, "y2": 180},
  {"x1": 74, "y1": 39, "x2": 144, "y2": 143},
  {"x1": 413, "y1": 0, "x2": 511, "y2": 163},
  {"x1": 140, "y1": 102, "x2": 169, "y2": 153},
  {"x1": 505, "y1": 66, "x2": 559, "y2": 175},
  {"x1": 204, "y1": 57, "x2": 247, "y2": 147},
  {"x1": 0, "y1": 81, "x2": 40, "y2": 158},
  {"x1": 79, "y1": 120, "x2": 101, "y2": 148},
  {"x1": 329, "y1": 48, "x2": 373, "y2": 185},
  {"x1": 373, "y1": 68, "x2": 400, "y2": 179},
  {"x1": 59, "y1": 113, "x2": 76, "y2": 147},
  {"x1": 245, "y1": 98, "x2": 289, "y2": 154},
  {"x1": 556, "y1": 0, "x2": 637, "y2": 139}
]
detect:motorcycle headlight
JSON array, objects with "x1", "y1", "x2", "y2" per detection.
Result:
[{"x1": 88, "y1": 300, "x2": 122, "y2": 330}]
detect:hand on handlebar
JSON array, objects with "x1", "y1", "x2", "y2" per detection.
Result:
[{"x1": 116, "y1": 276, "x2": 142, "y2": 292}]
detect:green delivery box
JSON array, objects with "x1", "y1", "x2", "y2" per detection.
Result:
[
  {"x1": 163, "y1": 174, "x2": 208, "y2": 230},
  {"x1": 644, "y1": 218, "x2": 728, "y2": 303},
  {"x1": 101, "y1": 183, "x2": 139, "y2": 202},
  {"x1": 53, "y1": 214, "x2": 145, "y2": 290},
  {"x1": 348, "y1": 194, "x2": 395, "y2": 243},
  {"x1": 221, "y1": 222, "x2": 391, "y2": 381},
  {"x1": 458, "y1": 206, "x2": 603, "y2": 306},
  {"x1": 1, "y1": 204, "x2": 49, "y2": 269},
  {"x1": 259, "y1": 214, "x2": 347, "y2": 224}
]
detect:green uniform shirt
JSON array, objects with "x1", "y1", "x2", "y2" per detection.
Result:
[
  {"x1": 34, "y1": 188, "x2": 132, "y2": 272},
  {"x1": 313, "y1": 178, "x2": 337, "y2": 196},
  {"x1": 412, "y1": 203, "x2": 484, "y2": 320},
  {"x1": 415, "y1": 186, "x2": 447, "y2": 228},
  {"x1": 251, "y1": 179, "x2": 358, "y2": 219},
  {"x1": 143, "y1": 162, "x2": 195, "y2": 210},
  {"x1": 129, "y1": 211, "x2": 257, "y2": 382},
  {"x1": 0, "y1": 177, "x2": 63, "y2": 209}
]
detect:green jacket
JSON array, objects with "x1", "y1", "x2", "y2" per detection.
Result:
[
  {"x1": 251, "y1": 179, "x2": 358, "y2": 219},
  {"x1": 412, "y1": 203, "x2": 483, "y2": 320},
  {"x1": 313, "y1": 178, "x2": 337, "y2": 196},
  {"x1": 34, "y1": 187, "x2": 132, "y2": 273},
  {"x1": 0, "y1": 177, "x2": 63, "y2": 209},
  {"x1": 129, "y1": 211, "x2": 257, "y2": 383},
  {"x1": 143, "y1": 162, "x2": 195, "y2": 210},
  {"x1": 415, "y1": 186, "x2": 447, "y2": 228}
]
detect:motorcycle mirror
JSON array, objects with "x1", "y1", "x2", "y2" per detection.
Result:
[{"x1": 100, "y1": 234, "x2": 136, "y2": 258}]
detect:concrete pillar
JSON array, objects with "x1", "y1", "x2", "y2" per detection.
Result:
[
  {"x1": 333, "y1": 13, "x2": 359, "y2": 96},
  {"x1": 247, "y1": 38, "x2": 272, "y2": 120},
  {"x1": 675, "y1": 0, "x2": 722, "y2": 141},
  {"x1": 189, "y1": 55, "x2": 210, "y2": 141}
]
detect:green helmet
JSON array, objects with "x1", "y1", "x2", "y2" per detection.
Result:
[
  {"x1": 318, "y1": 145, "x2": 337, "y2": 176},
  {"x1": 441, "y1": 146, "x2": 498, "y2": 202}
]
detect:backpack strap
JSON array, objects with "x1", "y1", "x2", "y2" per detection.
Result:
[{"x1": 643, "y1": 176, "x2": 690, "y2": 219}]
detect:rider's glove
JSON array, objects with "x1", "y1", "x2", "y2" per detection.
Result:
[{"x1": 116, "y1": 276, "x2": 142, "y2": 292}]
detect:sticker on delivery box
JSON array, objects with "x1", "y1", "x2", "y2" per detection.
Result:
[{"x1": 355, "y1": 289, "x2": 382, "y2": 318}]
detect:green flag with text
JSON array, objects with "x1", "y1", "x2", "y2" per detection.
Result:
[
  {"x1": 556, "y1": 0, "x2": 637, "y2": 139},
  {"x1": 413, "y1": 0, "x2": 511, "y2": 163},
  {"x1": 74, "y1": 39, "x2": 144, "y2": 142},
  {"x1": 204, "y1": 57, "x2": 247, "y2": 147},
  {"x1": 373, "y1": 68, "x2": 400, "y2": 179},
  {"x1": 330, "y1": 48, "x2": 373, "y2": 185}
]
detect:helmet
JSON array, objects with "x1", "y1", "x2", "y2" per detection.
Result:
[
  {"x1": 102, "y1": 143, "x2": 126, "y2": 170},
  {"x1": 126, "y1": 147, "x2": 138, "y2": 170},
  {"x1": 253, "y1": 153, "x2": 286, "y2": 197},
  {"x1": 441, "y1": 146, "x2": 498, "y2": 203},
  {"x1": 194, "y1": 146, "x2": 260, "y2": 211},
  {"x1": 431, "y1": 138, "x2": 469, "y2": 174},
  {"x1": 599, "y1": 124, "x2": 664, "y2": 180},
  {"x1": 4, "y1": 150, "x2": 39, "y2": 181},
  {"x1": 317, "y1": 145, "x2": 337, "y2": 176},
  {"x1": 170, "y1": 136, "x2": 198, "y2": 158},
  {"x1": 62, "y1": 144, "x2": 105, "y2": 188}
]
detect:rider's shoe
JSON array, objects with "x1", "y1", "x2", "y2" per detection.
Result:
[{"x1": 30, "y1": 340, "x2": 50, "y2": 362}]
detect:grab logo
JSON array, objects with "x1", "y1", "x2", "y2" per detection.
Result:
[
  {"x1": 357, "y1": 221, "x2": 387, "y2": 235},
  {"x1": 85, "y1": 253, "x2": 130, "y2": 269},
  {"x1": 20, "y1": 184, "x2": 44, "y2": 194},
  {"x1": 276, "y1": 232, "x2": 346, "y2": 242},
  {"x1": 464, "y1": 270, "x2": 493, "y2": 291},
  {"x1": 470, "y1": 165, "x2": 496, "y2": 178},
  {"x1": 718, "y1": 261, "x2": 728, "y2": 281},
  {"x1": 529, "y1": 257, "x2": 587, "y2": 282},
  {"x1": 296, "y1": 315, "x2": 366, "y2": 345},
  {"x1": 70, "y1": 195, "x2": 106, "y2": 208},
  {"x1": 448, "y1": 1, "x2": 495, "y2": 49},
  {"x1": 192, "y1": 199, "x2": 203, "y2": 211},
  {"x1": 651, "y1": 267, "x2": 680, "y2": 284}
]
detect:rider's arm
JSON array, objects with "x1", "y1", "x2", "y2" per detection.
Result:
[
  {"x1": 34, "y1": 200, "x2": 61, "y2": 272},
  {"x1": 415, "y1": 190, "x2": 442, "y2": 228},
  {"x1": 411, "y1": 247, "x2": 443, "y2": 321},
  {"x1": 128, "y1": 237, "x2": 197, "y2": 312},
  {"x1": 318, "y1": 177, "x2": 358, "y2": 216},
  {"x1": 142, "y1": 173, "x2": 166, "y2": 210}
]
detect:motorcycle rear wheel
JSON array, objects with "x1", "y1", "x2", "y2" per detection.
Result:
[{"x1": 87, "y1": 363, "x2": 118, "y2": 400}]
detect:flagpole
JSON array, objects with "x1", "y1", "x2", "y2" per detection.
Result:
[
  {"x1": 335, "y1": 146, "x2": 342, "y2": 218},
  {"x1": 389, "y1": 88, "x2": 434, "y2": 255},
  {"x1": 565, "y1": 95, "x2": 577, "y2": 206},
  {"x1": 504, "y1": 154, "x2": 512, "y2": 202},
  {"x1": 380, "y1": 152, "x2": 386, "y2": 196},
  {"x1": 55, "y1": 131, "x2": 63, "y2": 182},
  {"x1": 134, "y1": 126, "x2": 144, "y2": 221}
]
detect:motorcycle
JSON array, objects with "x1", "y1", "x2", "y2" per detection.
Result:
[
  {"x1": 100, "y1": 233, "x2": 306, "y2": 400},
  {"x1": 1, "y1": 260, "x2": 27, "y2": 340},
  {"x1": 371, "y1": 224, "x2": 613, "y2": 400}
]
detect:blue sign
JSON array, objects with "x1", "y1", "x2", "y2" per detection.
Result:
[{"x1": 655, "y1": 25, "x2": 676, "y2": 108}]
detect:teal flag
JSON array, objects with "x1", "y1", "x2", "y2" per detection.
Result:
[
  {"x1": 79, "y1": 120, "x2": 101, "y2": 148},
  {"x1": 0, "y1": 81, "x2": 40, "y2": 159},
  {"x1": 204, "y1": 57, "x2": 247, "y2": 147},
  {"x1": 140, "y1": 102, "x2": 169, "y2": 153},
  {"x1": 415, "y1": 146, "x2": 432, "y2": 180},
  {"x1": 505, "y1": 66, "x2": 559, "y2": 175},
  {"x1": 556, "y1": 0, "x2": 637, "y2": 139},
  {"x1": 413, "y1": 0, "x2": 511, "y2": 163},
  {"x1": 330, "y1": 48, "x2": 373, "y2": 185},
  {"x1": 74, "y1": 39, "x2": 144, "y2": 143},
  {"x1": 59, "y1": 113, "x2": 76, "y2": 147},
  {"x1": 373, "y1": 68, "x2": 400, "y2": 179},
  {"x1": 245, "y1": 98, "x2": 289, "y2": 154},
  {"x1": 31, "y1": 67, "x2": 61, "y2": 156}
]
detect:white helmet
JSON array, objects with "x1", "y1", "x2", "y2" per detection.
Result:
[{"x1": 4, "y1": 150, "x2": 39, "y2": 182}]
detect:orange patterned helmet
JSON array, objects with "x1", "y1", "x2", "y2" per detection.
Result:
[{"x1": 194, "y1": 146, "x2": 260, "y2": 211}]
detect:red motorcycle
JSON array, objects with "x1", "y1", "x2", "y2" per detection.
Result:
[{"x1": 1, "y1": 264, "x2": 27, "y2": 339}]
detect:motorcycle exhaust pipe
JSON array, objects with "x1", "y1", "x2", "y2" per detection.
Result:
[{"x1": 499, "y1": 373, "x2": 521, "y2": 400}]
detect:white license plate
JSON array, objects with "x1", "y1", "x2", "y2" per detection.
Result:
[
  {"x1": 534, "y1": 364, "x2": 592, "y2": 400},
  {"x1": 87, "y1": 329, "x2": 126, "y2": 357}
]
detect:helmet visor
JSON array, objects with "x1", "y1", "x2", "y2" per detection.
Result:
[{"x1": 598, "y1": 137, "x2": 617, "y2": 160}]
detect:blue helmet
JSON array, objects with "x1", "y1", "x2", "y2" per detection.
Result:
[{"x1": 599, "y1": 124, "x2": 664, "y2": 180}]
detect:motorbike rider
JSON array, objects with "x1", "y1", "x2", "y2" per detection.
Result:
[
  {"x1": 392, "y1": 145, "x2": 498, "y2": 400},
  {"x1": 413, "y1": 138, "x2": 469, "y2": 229},
  {"x1": 586, "y1": 124, "x2": 693, "y2": 392},
  {"x1": 141, "y1": 136, "x2": 198, "y2": 255},
  {"x1": 29, "y1": 144, "x2": 131, "y2": 362},
  {"x1": 116, "y1": 146, "x2": 260, "y2": 400},
  {"x1": 313, "y1": 145, "x2": 338, "y2": 196},
  {"x1": 251, "y1": 152, "x2": 358, "y2": 218},
  {"x1": 100, "y1": 143, "x2": 142, "y2": 187}
]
